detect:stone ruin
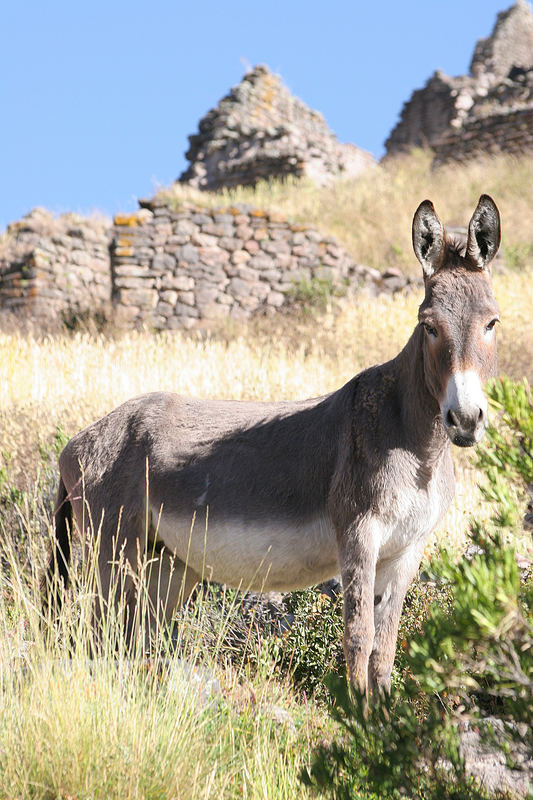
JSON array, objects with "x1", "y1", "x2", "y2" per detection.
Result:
[
  {"x1": 6, "y1": 4, "x2": 531, "y2": 332},
  {"x1": 0, "y1": 201, "x2": 415, "y2": 331},
  {"x1": 0, "y1": 209, "x2": 111, "y2": 324},
  {"x1": 0, "y1": 61, "x2": 390, "y2": 331},
  {"x1": 179, "y1": 64, "x2": 374, "y2": 191},
  {"x1": 385, "y1": 0, "x2": 533, "y2": 163}
]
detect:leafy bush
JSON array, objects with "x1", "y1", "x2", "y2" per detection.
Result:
[
  {"x1": 277, "y1": 589, "x2": 345, "y2": 698},
  {"x1": 475, "y1": 377, "x2": 533, "y2": 531},
  {"x1": 302, "y1": 377, "x2": 533, "y2": 799},
  {"x1": 192, "y1": 583, "x2": 345, "y2": 699}
]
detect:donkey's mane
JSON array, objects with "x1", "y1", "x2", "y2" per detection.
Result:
[{"x1": 445, "y1": 234, "x2": 467, "y2": 257}]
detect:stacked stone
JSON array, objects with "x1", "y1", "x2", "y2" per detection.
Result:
[
  {"x1": 112, "y1": 200, "x2": 376, "y2": 330},
  {"x1": 385, "y1": 0, "x2": 533, "y2": 158},
  {"x1": 384, "y1": 71, "x2": 477, "y2": 154},
  {"x1": 433, "y1": 106, "x2": 533, "y2": 164},
  {"x1": 0, "y1": 208, "x2": 111, "y2": 322},
  {"x1": 469, "y1": 0, "x2": 533, "y2": 84},
  {"x1": 469, "y1": 66, "x2": 533, "y2": 117},
  {"x1": 179, "y1": 65, "x2": 374, "y2": 191}
]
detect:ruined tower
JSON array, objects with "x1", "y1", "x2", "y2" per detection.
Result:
[
  {"x1": 385, "y1": 1, "x2": 533, "y2": 156},
  {"x1": 179, "y1": 65, "x2": 374, "y2": 191}
]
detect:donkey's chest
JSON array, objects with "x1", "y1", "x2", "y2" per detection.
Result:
[{"x1": 374, "y1": 470, "x2": 451, "y2": 561}]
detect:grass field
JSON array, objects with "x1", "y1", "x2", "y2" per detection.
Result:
[{"x1": 1, "y1": 151, "x2": 532, "y2": 798}]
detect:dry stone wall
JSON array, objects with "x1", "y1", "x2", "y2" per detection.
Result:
[
  {"x1": 112, "y1": 200, "x2": 378, "y2": 329},
  {"x1": 0, "y1": 201, "x2": 415, "y2": 331},
  {"x1": 0, "y1": 208, "x2": 111, "y2": 324},
  {"x1": 469, "y1": 0, "x2": 533, "y2": 82},
  {"x1": 433, "y1": 105, "x2": 533, "y2": 164}
]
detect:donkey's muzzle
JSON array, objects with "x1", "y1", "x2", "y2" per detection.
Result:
[
  {"x1": 441, "y1": 371, "x2": 488, "y2": 448},
  {"x1": 444, "y1": 405, "x2": 487, "y2": 447}
]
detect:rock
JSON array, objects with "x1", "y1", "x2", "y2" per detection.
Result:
[
  {"x1": 231, "y1": 249, "x2": 251, "y2": 265},
  {"x1": 177, "y1": 244, "x2": 199, "y2": 264},
  {"x1": 159, "y1": 290, "x2": 178, "y2": 306},
  {"x1": 228, "y1": 277, "x2": 250, "y2": 298},
  {"x1": 171, "y1": 275, "x2": 195, "y2": 291},
  {"x1": 267, "y1": 290, "x2": 285, "y2": 307},
  {"x1": 261, "y1": 704, "x2": 297, "y2": 734},
  {"x1": 461, "y1": 718, "x2": 533, "y2": 798},
  {"x1": 152, "y1": 253, "x2": 176, "y2": 273},
  {"x1": 178, "y1": 291, "x2": 195, "y2": 307}
]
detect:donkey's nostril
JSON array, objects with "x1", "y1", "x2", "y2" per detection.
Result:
[
  {"x1": 446, "y1": 409, "x2": 459, "y2": 427},
  {"x1": 478, "y1": 407, "x2": 484, "y2": 422}
]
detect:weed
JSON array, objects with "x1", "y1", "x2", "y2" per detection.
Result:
[
  {"x1": 503, "y1": 241, "x2": 532, "y2": 271},
  {"x1": 287, "y1": 274, "x2": 346, "y2": 313}
]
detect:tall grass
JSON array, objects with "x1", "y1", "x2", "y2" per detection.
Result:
[
  {"x1": 0, "y1": 517, "x2": 323, "y2": 799},
  {"x1": 2, "y1": 268, "x2": 532, "y2": 477},
  {"x1": 1, "y1": 266, "x2": 532, "y2": 558}
]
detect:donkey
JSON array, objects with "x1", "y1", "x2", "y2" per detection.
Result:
[{"x1": 45, "y1": 195, "x2": 501, "y2": 693}]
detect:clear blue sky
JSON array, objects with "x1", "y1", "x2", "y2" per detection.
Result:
[{"x1": 1, "y1": 0, "x2": 511, "y2": 231}]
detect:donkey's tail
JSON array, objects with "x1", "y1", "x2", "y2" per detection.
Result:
[{"x1": 42, "y1": 476, "x2": 72, "y2": 615}]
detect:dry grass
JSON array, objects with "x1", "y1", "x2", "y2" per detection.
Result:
[{"x1": 157, "y1": 149, "x2": 533, "y2": 275}]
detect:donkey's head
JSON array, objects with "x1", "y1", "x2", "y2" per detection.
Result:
[{"x1": 412, "y1": 195, "x2": 501, "y2": 447}]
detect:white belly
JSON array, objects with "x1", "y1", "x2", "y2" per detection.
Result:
[{"x1": 154, "y1": 510, "x2": 339, "y2": 592}]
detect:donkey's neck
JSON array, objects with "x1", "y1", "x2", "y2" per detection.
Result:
[{"x1": 393, "y1": 326, "x2": 449, "y2": 464}]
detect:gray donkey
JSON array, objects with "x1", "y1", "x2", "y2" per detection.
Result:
[{"x1": 45, "y1": 195, "x2": 501, "y2": 694}]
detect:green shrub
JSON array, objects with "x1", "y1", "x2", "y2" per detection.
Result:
[
  {"x1": 193, "y1": 583, "x2": 345, "y2": 699},
  {"x1": 287, "y1": 275, "x2": 347, "y2": 312},
  {"x1": 277, "y1": 589, "x2": 345, "y2": 699},
  {"x1": 475, "y1": 376, "x2": 533, "y2": 531}
]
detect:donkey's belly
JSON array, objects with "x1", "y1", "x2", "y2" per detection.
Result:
[{"x1": 155, "y1": 511, "x2": 339, "y2": 591}]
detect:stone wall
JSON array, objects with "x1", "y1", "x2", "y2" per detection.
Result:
[
  {"x1": 179, "y1": 65, "x2": 374, "y2": 191},
  {"x1": 385, "y1": 1, "x2": 533, "y2": 159},
  {"x1": 384, "y1": 71, "x2": 475, "y2": 154},
  {"x1": 112, "y1": 200, "x2": 378, "y2": 329},
  {"x1": 0, "y1": 201, "x2": 414, "y2": 331},
  {"x1": 433, "y1": 105, "x2": 533, "y2": 164},
  {"x1": 0, "y1": 208, "x2": 111, "y2": 323}
]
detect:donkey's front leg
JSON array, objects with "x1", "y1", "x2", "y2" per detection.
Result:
[
  {"x1": 337, "y1": 517, "x2": 379, "y2": 693},
  {"x1": 368, "y1": 541, "x2": 426, "y2": 694}
]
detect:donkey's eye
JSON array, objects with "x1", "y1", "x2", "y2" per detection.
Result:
[
  {"x1": 422, "y1": 322, "x2": 438, "y2": 338},
  {"x1": 485, "y1": 318, "x2": 499, "y2": 333}
]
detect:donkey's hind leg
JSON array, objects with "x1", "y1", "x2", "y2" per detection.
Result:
[{"x1": 144, "y1": 548, "x2": 200, "y2": 648}]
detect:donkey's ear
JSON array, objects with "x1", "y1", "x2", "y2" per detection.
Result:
[
  {"x1": 412, "y1": 200, "x2": 445, "y2": 278},
  {"x1": 466, "y1": 194, "x2": 501, "y2": 272}
]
